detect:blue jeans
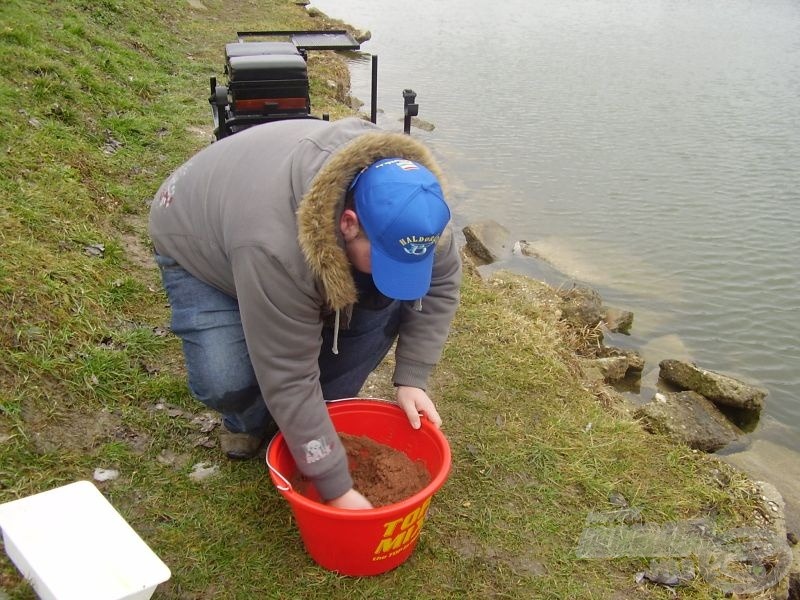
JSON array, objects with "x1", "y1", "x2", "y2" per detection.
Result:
[{"x1": 155, "y1": 254, "x2": 400, "y2": 435}]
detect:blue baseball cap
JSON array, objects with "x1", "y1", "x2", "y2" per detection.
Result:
[{"x1": 351, "y1": 158, "x2": 450, "y2": 300}]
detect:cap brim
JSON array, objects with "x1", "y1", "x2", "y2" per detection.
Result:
[{"x1": 370, "y1": 243, "x2": 435, "y2": 301}]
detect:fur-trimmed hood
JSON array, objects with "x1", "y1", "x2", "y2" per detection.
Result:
[{"x1": 296, "y1": 123, "x2": 448, "y2": 311}]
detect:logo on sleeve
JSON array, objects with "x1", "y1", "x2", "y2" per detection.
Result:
[{"x1": 303, "y1": 437, "x2": 332, "y2": 463}]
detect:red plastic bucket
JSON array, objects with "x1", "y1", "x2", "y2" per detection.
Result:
[{"x1": 266, "y1": 398, "x2": 451, "y2": 576}]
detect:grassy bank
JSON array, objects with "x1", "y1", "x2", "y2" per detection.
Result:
[{"x1": 0, "y1": 1, "x2": 767, "y2": 598}]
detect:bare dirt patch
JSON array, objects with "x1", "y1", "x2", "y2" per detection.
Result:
[
  {"x1": 119, "y1": 214, "x2": 156, "y2": 273},
  {"x1": 21, "y1": 404, "x2": 137, "y2": 455}
]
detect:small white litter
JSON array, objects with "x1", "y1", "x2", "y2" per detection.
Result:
[
  {"x1": 0, "y1": 480, "x2": 170, "y2": 600},
  {"x1": 93, "y1": 468, "x2": 120, "y2": 482}
]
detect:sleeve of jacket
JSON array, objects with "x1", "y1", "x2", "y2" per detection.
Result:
[
  {"x1": 230, "y1": 245, "x2": 353, "y2": 501},
  {"x1": 393, "y1": 226, "x2": 462, "y2": 389}
]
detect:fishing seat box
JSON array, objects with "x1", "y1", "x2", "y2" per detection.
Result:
[{"x1": 224, "y1": 41, "x2": 310, "y2": 115}]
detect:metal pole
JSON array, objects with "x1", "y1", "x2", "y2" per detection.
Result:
[
  {"x1": 371, "y1": 55, "x2": 378, "y2": 124},
  {"x1": 403, "y1": 89, "x2": 418, "y2": 135}
]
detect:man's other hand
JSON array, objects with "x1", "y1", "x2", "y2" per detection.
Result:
[{"x1": 395, "y1": 385, "x2": 442, "y2": 430}]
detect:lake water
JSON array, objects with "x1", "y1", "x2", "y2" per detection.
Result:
[{"x1": 311, "y1": 0, "x2": 800, "y2": 451}]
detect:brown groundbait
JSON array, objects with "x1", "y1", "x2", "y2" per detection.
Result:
[
  {"x1": 291, "y1": 433, "x2": 431, "y2": 507},
  {"x1": 340, "y1": 433, "x2": 431, "y2": 507}
]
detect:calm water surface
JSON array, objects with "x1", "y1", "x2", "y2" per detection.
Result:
[{"x1": 312, "y1": 0, "x2": 800, "y2": 450}]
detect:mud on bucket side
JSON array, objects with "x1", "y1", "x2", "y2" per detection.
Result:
[{"x1": 266, "y1": 398, "x2": 451, "y2": 577}]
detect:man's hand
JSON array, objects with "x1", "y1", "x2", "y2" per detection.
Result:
[
  {"x1": 326, "y1": 488, "x2": 373, "y2": 510},
  {"x1": 395, "y1": 385, "x2": 442, "y2": 430}
]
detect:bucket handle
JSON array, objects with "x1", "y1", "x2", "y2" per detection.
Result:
[
  {"x1": 266, "y1": 438, "x2": 292, "y2": 492},
  {"x1": 326, "y1": 396, "x2": 397, "y2": 406}
]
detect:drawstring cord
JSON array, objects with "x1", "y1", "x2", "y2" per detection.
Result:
[
  {"x1": 331, "y1": 300, "x2": 420, "y2": 354},
  {"x1": 332, "y1": 309, "x2": 340, "y2": 355}
]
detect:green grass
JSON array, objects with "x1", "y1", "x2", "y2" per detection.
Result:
[{"x1": 0, "y1": 1, "x2": 766, "y2": 598}]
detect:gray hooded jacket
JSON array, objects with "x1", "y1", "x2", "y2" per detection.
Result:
[{"x1": 149, "y1": 117, "x2": 461, "y2": 500}]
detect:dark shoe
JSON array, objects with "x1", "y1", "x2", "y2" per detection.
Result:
[{"x1": 219, "y1": 431, "x2": 266, "y2": 460}]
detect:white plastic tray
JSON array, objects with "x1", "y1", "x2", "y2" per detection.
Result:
[{"x1": 0, "y1": 480, "x2": 170, "y2": 600}]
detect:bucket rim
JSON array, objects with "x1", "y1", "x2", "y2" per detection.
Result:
[{"x1": 266, "y1": 398, "x2": 451, "y2": 519}]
